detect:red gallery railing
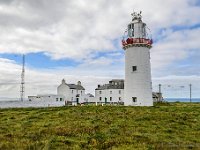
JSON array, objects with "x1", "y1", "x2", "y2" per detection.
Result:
[{"x1": 122, "y1": 38, "x2": 153, "y2": 49}]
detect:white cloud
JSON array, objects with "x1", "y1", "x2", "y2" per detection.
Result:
[
  {"x1": 0, "y1": 55, "x2": 199, "y2": 99},
  {"x1": 0, "y1": 57, "x2": 124, "y2": 99},
  {"x1": 0, "y1": 0, "x2": 199, "y2": 60},
  {"x1": 151, "y1": 27, "x2": 200, "y2": 70},
  {"x1": 152, "y1": 75, "x2": 200, "y2": 98},
  {"x1": 0, "y1": 0, "x2": 200, "y2": 99}
]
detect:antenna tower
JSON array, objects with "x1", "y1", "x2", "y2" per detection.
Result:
[{"x1": 20, "y1": 54, "x2": 25, "y2": 101}]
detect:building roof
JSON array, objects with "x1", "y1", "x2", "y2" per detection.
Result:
[
  {"x1": 95, "y1": 79, "x2": 124, "y2": 90},
  {"x1": 87, "y1": 93, "x2": 94, "y2": 97},
  {"x1": 67, "y1": 84, "x2": 85, "y2": 90},
  {"x1": 60, "y1": 79, "x2": 85, "y2": 90}
]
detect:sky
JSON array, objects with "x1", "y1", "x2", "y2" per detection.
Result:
[{"x1": 0, "y1": 0, "x2": 200, "y2": 100}]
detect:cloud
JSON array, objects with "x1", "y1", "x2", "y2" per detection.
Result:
[
  {"x1": 151, "y1": 27, "x2": 200, "y2": 70},
  {"x1": 0, "y1": 0, "x2": 199, "y2": 60},
  {"x1": 0, "y1": 55, "x2": 199, "y2": 99},
  {"x1": 152, "y1": 75, "x2": 200, "y2": 98},
  {"x1": 0, "y1": 57, "x2": 124, "y2": 99},
  {"x1": 0, "y1": 0, "x2": 200, "y2": 99}
]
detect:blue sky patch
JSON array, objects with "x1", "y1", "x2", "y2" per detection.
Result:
[{"x1": 0, "y1": 52, "x2": 81, "y2": 69}]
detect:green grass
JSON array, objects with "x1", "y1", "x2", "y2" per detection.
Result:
[{"x1": 0, "y1": 103, "x2": 200, "y2": 150}]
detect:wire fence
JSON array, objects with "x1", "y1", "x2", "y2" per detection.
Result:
[{"x1": 152, "y1": 83, "x2": 200, "y2": 102}]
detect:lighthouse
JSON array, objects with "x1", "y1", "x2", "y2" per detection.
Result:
[{"x1": 122, "y1": 11, "x2": 153, "y2": 106}]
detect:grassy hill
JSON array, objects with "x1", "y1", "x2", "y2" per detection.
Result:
[{"x1": 0, "y1": 103, "x2": 200, "y2": 150}]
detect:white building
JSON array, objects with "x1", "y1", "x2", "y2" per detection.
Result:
[
  {"x1": 28, "y1": 94, "x2": 65, "y2": 107},
  {"x1": 28, "y1": 94, "x2": 64, "y2": 101},
  {"x1": 57, "y1": 79, "x2": 87, "y2": 105},
  {"x1": 84, "y1": 93, "x2": 96, "y2": 104},
  {"x1": 95, "y1": 79, "x2": 124, "y2": 104},
  {"x1": 122, "y1": 11, "x2": 153, "y2": 106}
]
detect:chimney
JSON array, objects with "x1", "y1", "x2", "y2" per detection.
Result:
[
  {"x1": 62, "y1": 79, "x2": 65, "y2": 84},
  {"x1": 77, "y1": 81, "x2": 81, "y2": 85}
]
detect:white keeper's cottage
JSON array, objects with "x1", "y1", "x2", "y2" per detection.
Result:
[
  {"x1": 57, "y1": 79, "x2": 87, "y2": 105},
  {"x1": 95, "y1": 79, "x2": 124, "y2": 104}
]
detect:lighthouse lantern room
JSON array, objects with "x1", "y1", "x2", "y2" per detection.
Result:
[{"x1": 122, "y1": 11, "x2": 153, "y2": 106}]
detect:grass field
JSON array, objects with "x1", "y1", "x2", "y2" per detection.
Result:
[{"x1": 0, "y1": 102, "x2": 200, "y2": 150}]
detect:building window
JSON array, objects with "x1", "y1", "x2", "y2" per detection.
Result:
[
  {"x1": 119, "y1": 97, "x2": 121, "y2": 101},
  {"x1": 132, "y1": 66, "x2": 137, "y2": 72},
  {"x1": 99, "y1": 97, "x2": 102, "y2": 101},
  {"x1": 56, "y1": 98, "x2": 58, "y2": 101},
  {"x1": 119, "y1": 90, "x2": 121, "y2": 94},
  {"x1": 110, "y1": 91, "x2": 112, "y2": 94},
  {"x1": 60, "y1": 98, "x2": 63, "y2": 101},
  {"x1": 81, "y1": 91, "x2": 82, "y2": 95},
  {"x1": 132, "y1": 97, "x2": 137, "y2": 103},
  {"x1": 110, "y1": 97, "x2": 112, "y2": 101},
  {"x1": 71, "y1": 97, "x2": 73, "y2": 101},
  {"x1": 99, "y1": 91, "x2": 102, "y2": 94},
  {"x1": 72, "y1": 90, "x2": 73, "y2": 94}
]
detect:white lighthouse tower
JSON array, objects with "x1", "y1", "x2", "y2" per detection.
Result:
[{"x1": 122, "y1": 11, "x2": 153, "y2": 106}]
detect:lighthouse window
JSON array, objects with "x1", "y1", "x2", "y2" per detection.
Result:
[
  {"x1": 142, "y1": 23, "x2": 146, "y2": 38},
  {"x1": 99, "y1": 97, "x2": 102, "y2": 101},
  {"x1": 110, "y1": 97, "x2": 112, "y2": 101},
  {"x1": 132, "y1": 66, "x2": 137, "y2": 72},
  {"x1": 128, "y1": 24, "x2": 131, "y2": 30},
  {"x1": 132, "y1": 24, "x2": 134, "y2": 36},
  {"x1": 128, "y1": 24, "x2": 134, "y2": 37},
  {"x1": 132, "y1": 97, "x2": 137, "y2": 102}
]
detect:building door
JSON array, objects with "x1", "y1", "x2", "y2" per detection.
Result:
[
  {"x1": 132, "y1": 97, "x2": 137, "y2": 103},
  {"x1": 76, "y1": 94, "x2": 80, "y2": 104},
  {"x1": 105, "y1": 97, "x2": 107, "y2": 104},
  {"x1": 76, "y1": 98, "x2": 79, "y2": 104}
]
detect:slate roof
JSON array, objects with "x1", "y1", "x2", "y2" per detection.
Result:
[
  {"x1": 95, "y1": 79, "x2": 124, "y2": 90},
  {"x1": 67, "y1": 84, "x2": 85, "y2": 90},
  {"x1": 87, "y1": 93, "x2": 94, "y2": 97}
]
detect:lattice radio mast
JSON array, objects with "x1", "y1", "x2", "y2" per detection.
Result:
[{"x1": 20, "y1": 54, "x2": 25, "y2": 101}]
